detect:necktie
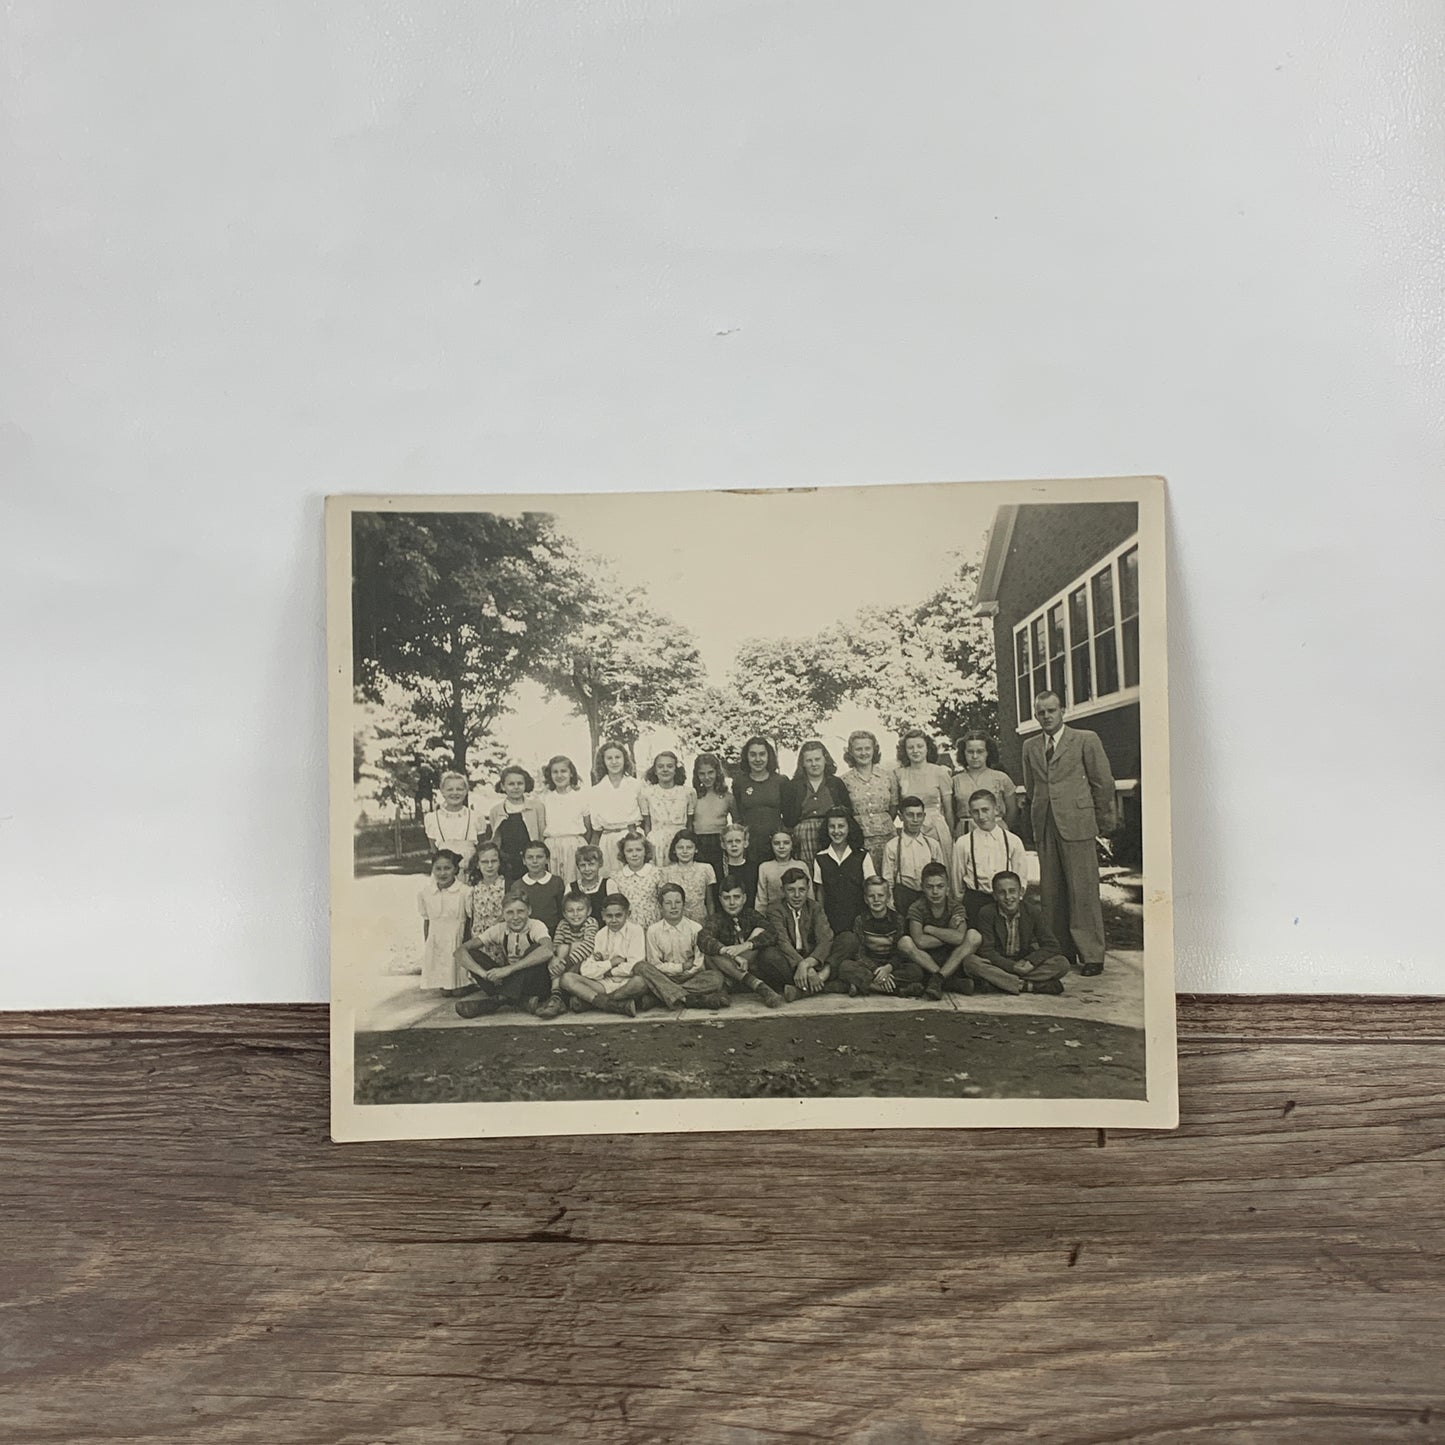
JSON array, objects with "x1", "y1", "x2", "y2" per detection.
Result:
[{"x1": 1045, "y1": 735, "x2": 1056, "y2": 762}]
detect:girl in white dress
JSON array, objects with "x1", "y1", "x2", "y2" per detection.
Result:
[
  {"x1": 423, "y1": 771, "x2": 482, "y2": 872},
  {"x1": 539, "y1": 754, "x2": 590, "y2": 885},
  {"x1": 587, "y1": 741, "x2": 648, "y2": 878},
  {"x1": 417, "y1": 850, "x2": 469, "y2": 991},
  {"x1": 641, "y1": 749, "x2": 695, "y2": 863}
]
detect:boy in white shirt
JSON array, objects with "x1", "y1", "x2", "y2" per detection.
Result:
[
  {"x1": 637, "y1": 884, "x2": 731, "y2": 1010},
  {"x1": 882, "y1": 796, "x2": 947, "y2": 917},
  {"x1": 558, "y1": 895, "x2": 647, "y2": 1016},
  {"x1": 951, "y1": 790, "x2": 1030, "y2": 922}
]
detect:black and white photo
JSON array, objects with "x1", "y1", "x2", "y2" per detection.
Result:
[{"x1": 326, "y1": 477, "x2": 1176, "y2": 1140}]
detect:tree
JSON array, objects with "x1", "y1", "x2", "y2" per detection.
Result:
[
  {"x1": 536, "y1": 554, "x2": 708, "y2": 764},
  {"x1": 726, "y1": 636, "x2": 840, "y2": 749},
  {"x1": 910, "y1": 554, "x2": 998, "y2": 741},
  {"x1": 712, "y1": 553, "x2": 998, "y2": 750},
  {"x1": 352, "y1": 511, "x2": 580, "y2": 769}
]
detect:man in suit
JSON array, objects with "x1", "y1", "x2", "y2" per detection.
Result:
[{"x1": 1020, "y1": 690, "x2": 1117, "y2": 975}]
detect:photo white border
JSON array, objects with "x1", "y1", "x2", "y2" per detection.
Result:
[{"x1": 326, "y1": 476, "x2": 1177, "y2": 1142}]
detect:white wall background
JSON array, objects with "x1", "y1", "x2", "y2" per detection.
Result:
[{"x1": 2, "y1": 1, "x2": 1442, "y2": 1008}]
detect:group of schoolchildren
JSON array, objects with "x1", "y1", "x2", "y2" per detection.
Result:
[{"x1": 414, "y1": 731, "x2": 1073, "y2": 1022}]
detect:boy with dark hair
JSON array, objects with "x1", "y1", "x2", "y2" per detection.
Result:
[
  {"x1": 534, "y1": 888, "x2": 598, "y2": 1020},
  {"x1": 759, "y1": 868, "x2": 858, "y2": 995},
  {"x1": 698, "y1": 879, "x2": 786, "y2": 1007},
  {"x1": 882, "y1": 796, "x2": 947, "y2": 917},
  {"x1": 901, "y1": 862, "x2": 981, "y2": 999},
  {"x1": 975, "y1": 871, "x2": 1071, "y2": 994}
]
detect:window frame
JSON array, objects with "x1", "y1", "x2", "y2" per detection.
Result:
[{"x1": 1012, "y1": 534, "x2": 1141, "y2": 735}]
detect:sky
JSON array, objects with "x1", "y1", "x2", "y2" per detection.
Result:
[{"x1": 483, "y1": 480, "x2": 1002, "y2": 675}]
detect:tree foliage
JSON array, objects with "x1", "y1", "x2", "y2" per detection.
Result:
[
  {"x1": 707, "y1": 554, "x2": 997, "y2": 751},
  {"x1": 535, "y1": 553, "x2": 708, "y2": 762},
  {"x1": 352, "y1": 511, "x2": 580, "y2": 768}
]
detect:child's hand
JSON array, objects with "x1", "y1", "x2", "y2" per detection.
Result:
[
  {"x1": 1017, "y1": 960, "x2": 1034, "y2": 974},
  {"x1": 872, "y1": 965, "x2": 896, "y2": 994}
]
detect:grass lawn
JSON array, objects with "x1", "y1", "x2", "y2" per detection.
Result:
[{"x1": 355, "y1": 1008, "x2": 1145, "y2": 1105}]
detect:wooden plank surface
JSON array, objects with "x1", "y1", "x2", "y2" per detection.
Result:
[
  {"x1": 4, "y1": 994, "x2": 1442, "y2": 1040},
  {"x1": 1, "y1": 1002, "x2": 1442, "y2": 1443}
]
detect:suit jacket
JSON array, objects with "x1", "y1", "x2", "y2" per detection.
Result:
[
  {"x1": 764, "y1": 896, "x2": 834, "y2": 966},
  {"x1": 1021, "y1": 724, "x2": 1117, "y2": 842},
  {"x1": 976, "y1": 901, "x2": 1060, "y2": 966}
]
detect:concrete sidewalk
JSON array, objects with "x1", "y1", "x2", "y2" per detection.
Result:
[
  {"x1": 351, "y1": 949, "x2": 1145, "y2": 1035},
  {"x1": 341, "y1": 871, "x2": 1147, "y2": 1036}
]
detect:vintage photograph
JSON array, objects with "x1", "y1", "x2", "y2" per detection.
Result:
[{"x1": 326, "y1": 477, "x2": 1176, "y2": 1140}]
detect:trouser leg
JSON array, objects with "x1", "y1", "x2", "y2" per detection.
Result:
[
  {"x1": 1059, "y1": 832, "x2": 1107, "y2": 966},
  {"x1": 1038, "y1": 811, "x2": 1076, "y2": 965},
  {"x1": 958, "y1": 952, "x2": 1024, "y2": 994},
  {"x1": 751, "y1": 946, "x2": 796, "y2": 993}
]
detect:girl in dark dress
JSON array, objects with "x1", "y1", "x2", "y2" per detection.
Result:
[
  {"x1": 731, "y1": 736, "x2": 785, "y2": 864},
  {"x1": 811, "y1": 808, "x2": 875, "y2": 935},
  {"x1": 487, "y1": 765, "x2": 542, "y2": 885}
]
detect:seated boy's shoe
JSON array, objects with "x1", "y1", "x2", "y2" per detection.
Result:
[
  {"x1": 754, "y1": 983, "x2": 784, "y2": 1009},
  {"x1": 602, "y1": 995, "x2": 637, "y2": 1017},
  {"x1": 820, "y1": 980, "x2": 851, "y2": 995},
  {"x1": 894, "y1": 983, "x2": 925, "y2": 999},
  {"x1": 1079, "y1": 961, "x2": 1104, "y2": 976},
  {"x1": 568, "y1": 996, "x2": 589, "y2": 1014},
  {"x1": 685, "y1": 991, "x2": 730, "y2": 1010},
  {"x1": 533, "y1": 994, "x2": 568, "y2": 1020},
  {"x1": 943, "y1": 975, "x2": 975, "y2": 995},
  {"x1": 782, "y1": 985, "x2": 801, "y2": 1003},
  {"x1": 634, "y1": 994, "x2": 657, "y2": 1013},
  {"x1": 1026, "y1": 978, "x2": 1066, "y2": 995},
  {"x1": 455, "y1": 994, "x2": 500, "y2": 1019},
  {"x1": 924, "y1": 975, "x2": 945, "y2": 1001}
]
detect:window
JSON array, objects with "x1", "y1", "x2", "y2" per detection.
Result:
[
  {"x1": 1119, "y1": 545, "x2": 1140, "y2": 688},
  {"x1": 1015, "y1": 630, "x2": 1031, "y2": 723},
  {"x1": 1046, "y1": 602, "x2": 1067, "y2": 702},
  {"x1": 1013, "y1": 535, "x2": 1140, "y2": 729},
  {"x1": 1091, "y1": 566, "x2": 1118, "y2": 696},
  {"x1": 1030, "y1": 615, "x2": 1047, "y2": 708},
  {"x1": 1068, "y1": 586, "x2": 1092, "y2": 703}
]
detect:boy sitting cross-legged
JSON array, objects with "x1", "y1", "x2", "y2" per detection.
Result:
[
  {"x1": 838, "y1": 876, "x2": 927, "y2": 998},
  {"x1": 698, "y1": 879, "x2": 787, "y2": 1008},
  {"x1": 534, "y1": 888, "x2": 598, "y2": 1020},
  {"x1": 557, "y1": 894, "x2": 650, "y2": 1016},
  {"x1": 454, "y1": 895, "x2": 556, "y2": 1018},
  {"x1": 758, "y1": 867, "x2": 859, "y2": 997},
  {"x1": 975, "y1": 871, "x2": 1071, "y2": 995},
  {"x1": 900, "y1": 863, "x2": 984, "y2": 1000},
  {"x1": 637, "y1": 884, "x2": 732, "y2": 1011}
]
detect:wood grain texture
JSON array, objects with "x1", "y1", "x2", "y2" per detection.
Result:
[
  {"x1": 1, "y1": 1005, "x2": 1443, "y2": 1443},
  {"x1": 3, "y1": 994, "x2": 1442, "y2": 1039}
]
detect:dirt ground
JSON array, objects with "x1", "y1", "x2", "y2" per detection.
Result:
[{"x1": 355, "y1": 1009, "x2": 1145, "y2": 1105}]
